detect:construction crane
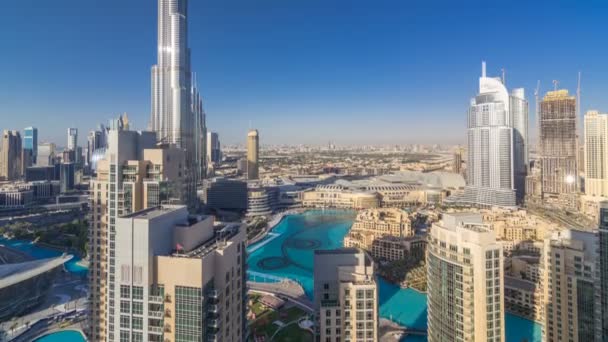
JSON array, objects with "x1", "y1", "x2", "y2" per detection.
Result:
[{"x1": 552, "y1": 80, "x2": 559, "y2": 91}]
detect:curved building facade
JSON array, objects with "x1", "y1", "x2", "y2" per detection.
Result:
[{"x1": 454, "y1": 62, "x2": 517, "y2": 207}]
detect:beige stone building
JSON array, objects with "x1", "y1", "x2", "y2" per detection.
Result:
[
  {"x1": 584, "y1": 110, "x2": 608, "y2": 197},
  {"x1": 88, "y1": 127, "x2": 188, "y2": 342},
  {"x1": 112, "y1": 205, "x2": 246, "y2": 342},
  {"x1": 0, "y1": 130, "x2": 22, "y2": 181},
  {"x1": 542, "y1": 229, "x2": 601, "y2": 342},
  {"x1": 314, "y1": 248, "x2": 378, "y2": 342},
  {"x1": 344, "y1": 208, "x2": 424, "y2": 261},
  {"x1": 427, "y1": 212, "x2": 505, "y2": 342},
  {"x1": 247, "y1": 129, "x2": 259, "y2": 180},
  {"x1": 302, "y1": 185, "x2": 379, "y2": 209}
]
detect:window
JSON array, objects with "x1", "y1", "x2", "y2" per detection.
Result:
[
  {"x1": 120, "y1": 315, "x2": 130, "y2": 328},
  {"x1": 120, "y1": 285, "x2": 130, "y2": 299},
  {"x1": 132, "y1": 286, "x2": 143, "y2": 300}
]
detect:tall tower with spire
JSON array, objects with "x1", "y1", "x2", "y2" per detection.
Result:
[{"x1": 150, "y1": 0, "x2": 205, "y2": 206}]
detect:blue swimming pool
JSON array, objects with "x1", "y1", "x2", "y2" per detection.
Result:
[
  {"x1": 247, "y1": 210, "x2": 543, "y2": 342},
  {"x1": 34, "y1": 330, "x2": 87, "y2": 342},
  {"x1": 0, "y1": 238, "x2": 88, "y2": 275}
]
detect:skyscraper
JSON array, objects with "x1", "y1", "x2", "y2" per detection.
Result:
[
  {"x1": 452, "y1": 147, "x2": 463, "y2": 174},
  {"x1": 427, "y1": 212, "x2": 505, "y2": 342},
  {"x1": 511, "y1": 88, "x2": 529, "y2": 201},
  {"x1": 542, "y1": 229, "x2": 601, "y2": 341},
  {"x1": 87, "y1": 129, "x2": 103, "y2": 167},
  {"x1": 207, "y1": 131, "x2": 221, "y2": 166},
  {"x1": 23, "y1": 127, "x2": 38, "y2": 164},
  {"x1": 599, "y1": 202, "x2": 608, "y2": 341},
  {"x1": 584, "y1": 110, "x2": 608, "y2": 197},
  {"x1": 150, "y1": 0, "x2": 206, "y2": 193},
  {"x1": 36, "y1": 142, "x2": 56, "y2": 166},
  {"x1": 313, "y1": 248, "x2": 378, "y2": 342},
  {"x1": 455, "y1": 62, "x2": 517, "y2": 207},
  {"x1": 88, "y1": 122, "x2": 180, "y2": 341},
  {"x1": 108, "y1": 205, "x2": 246, "y2": 342},
  {"x1": 67, "y1": 128, "x2": 78, "y2": 151},
  {"x1": 0, "y1": 130, "x2": 22, "y2": 181},
  {"x1": 539, "y1": 89, "x2": 577, "y2": 198},
  {"x1": 247, "y1": 129, "x2": 259, "y2": 180}
]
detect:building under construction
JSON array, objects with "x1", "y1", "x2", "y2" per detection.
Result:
[{"x1": 539, "y1": 89, "x2": 577, "y2": 198}]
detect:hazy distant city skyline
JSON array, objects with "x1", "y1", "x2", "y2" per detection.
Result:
[{"x1": 0, "y1": 1, "x2": 605, "y2": 146}]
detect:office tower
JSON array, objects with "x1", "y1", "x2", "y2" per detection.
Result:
[
  {"x1": 88, "y1": 123, "x2": 179, "y2": 341},
  {"x1": 67, "y1": 128, "x2": 78, "y2": 151},
  {"x1": 584, "y1": 110, "x2": 608, "y2": 197},
  {"x1": 539, "y1": 89, "x2": 577, "y2": 197},
  {"x1": 511, "y1": 88, "x2": 529, "y2": 201},
  {"x1": 21, "y1": 148, "x2": 33, "y2": 176},
  {"x1": 0, "y1": 130, "x2": 22, "y2": 181},
  {"x1": 202, "y1": 178, "x2": 247, "y2": 211},
  {"x1": 23, "y1": 127, "x2": 38, "y2": 164},
  {"x1": 247, "y1": 129, "x2": 259, "y2": 180},
  {"x1": 109, "y1": 205, "x2": 246, "y2": 342},
  {"x1": 452, "y1": 147, "x2": 463, "y2": 174},
  {"x1": 457, "y1": 62, "x2": 516, "y2": 207},
  {"x1": 150, "y1": 0, "x2": 205, "y2": 197},
  {"x1": 313, "y1": 248, "x2": 378, "y2": 342},
  {"x1": 59, "y1": 162, "x2": 75, "y2": 193},
  {"x1": 37, "y1": 142, "x2": 56, "y2": 167},
  {"x1": 542, "y1": 229, "x2": 601, "y2": 342},
  {"x1": 207, "y1": 131, "x2": 221, "y2": 165},
  {"x1": 87, "y1": 130, "x2": 103, "y2": 167},
  {"x1": 427, "y1": 213, "x2": 505, "y2": 342},
  {"x1": 599, "y1": 202, "x2": 608, "y2": 341}
]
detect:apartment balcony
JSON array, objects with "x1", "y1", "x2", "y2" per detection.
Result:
[
  {"x1": 207, "y1": 304, "x2": 219, "y2": 314},
  {"x1": 149, "y1": 310, "x2": 163, "y2": 319},
  {"x1": 207, "y1": 333, "x2": 219, "y2": 342},
  {"x1": 149, "y1": 295, "x2": 163, "y2": 304},
  {"x1": 164, "y1": 324, "x2": 172, "y2": 333},
  {"x1": 164, "y1": 294, "x2": 172, "y2": 303},
  {"x1": 165, "y1": 309, "x2": 172, "y2": 318},
  {"x1": 208, "y1": 319, "x2": 219, "y2": 328},
  {"x1": 207, "y1": 289, "x2": 219, "y2": 299},
  {"x1": 149, "y1": 326, "x2": 163, "y2": 335}
]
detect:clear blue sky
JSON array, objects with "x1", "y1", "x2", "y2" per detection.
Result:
[{"x1": 0, "y1": 0, "x2": 607, "y2": 146}]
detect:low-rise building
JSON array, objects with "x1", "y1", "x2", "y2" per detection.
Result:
[{"x1": 302, "y1": 185, "x2": 379, "y2": 209}]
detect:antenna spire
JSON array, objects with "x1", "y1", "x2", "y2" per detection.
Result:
[
  {"x1": 552, "y1": 80, "x2": 559, "y2": 91},
  {"x1": 501, "y1": 68, "x2": 506, "y2": 85},
  {"x1": 481, "y1": 61, "x2": 486, "y2": 77}
]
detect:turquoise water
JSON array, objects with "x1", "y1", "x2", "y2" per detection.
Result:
[
  {"x1": 34, "y1": 330, "x2": 87, "y2": 342},
  {"x1": 0, "y1": 238, "x2": 88, "y2": 275},
  {"x1": 248, "y1": 210, "x2": 543, "y2": 342}
]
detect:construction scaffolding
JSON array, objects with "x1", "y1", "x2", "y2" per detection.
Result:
[{"x1": 539, "y1": 89, "x2": 577, "y2": 197}]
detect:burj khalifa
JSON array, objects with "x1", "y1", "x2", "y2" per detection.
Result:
[{"x1": 151, "y1": 0, "x2": 206, "y2": 200}]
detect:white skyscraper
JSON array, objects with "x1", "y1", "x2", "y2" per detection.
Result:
[
  {"x1": 511, "y1": 88, "x2": 529, "y2": 201},
  {"x1": 67, "y1": 128, "x2": 78, "y2": 151},
  {"x1": 151, "y1": 0, "x2": 206, "y2": 193},
  {"x1": 452, "y1": 62, "x2": 517, "y2": 207},
  {"x1": 584, "y1": 110, "x2": 608, "y2": 197}
]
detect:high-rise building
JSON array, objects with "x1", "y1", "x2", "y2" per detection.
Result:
[
  {"x1": 247, "y1": 129, "x2": 259, "y2": 180},
  {"x1": 427, "y1": 212, "x2": 505, "y2": 342},
  {"x1": 37, "y1": 142, "x2": 56, "y2": 167},
  {"x1": 23, "y1": 127, "x2": 38, "y2": 164},
  {"x1": 584, "y1": 110, "x2": 608, "y2": 197},
  {"x1": 109, "y1": 205, "x2": 246, "y2": 342},
  {"x1": 598, "y1": 202, "x2": 608, "y2": 341},
  {"x1": 88, "y1": 123, "x2": 188, "y2": 341},
  {"x1": 67, "y1": 128, "x2": 78, "y2": 151},
  {"x1": 87, "y1": 130, "x2": 103, "y2": 167},
  {"x1": 150, "y1": 0, "x2": 206, "y2": 195},
  {"x1": 542, "y1": 229, "x2": 601, "y2": 342},
  {"x1": 511, "y1": 88, "x2": 529, "y2": 201},
  {"x1": 313, "y1": 248, "x2": 378, "y2": 342},
  {"x1": 539, "y1": 89, "x2": 577, "y2": 197},
  {"x1": 59, "y1": 162, "x2": 75, "y2": 193},
  {"x1": 455, "y1": 62, "x2": 517, "y2": 207},
  {"x1": 207, "y1": 131, "x2": 221, "y2": 165},
  {"x1": 452, "y1": 147, "x2": 463, "y2": 174},
  {"x1": 0, "y1": 130, "x2": 22, "y2": 181}
]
